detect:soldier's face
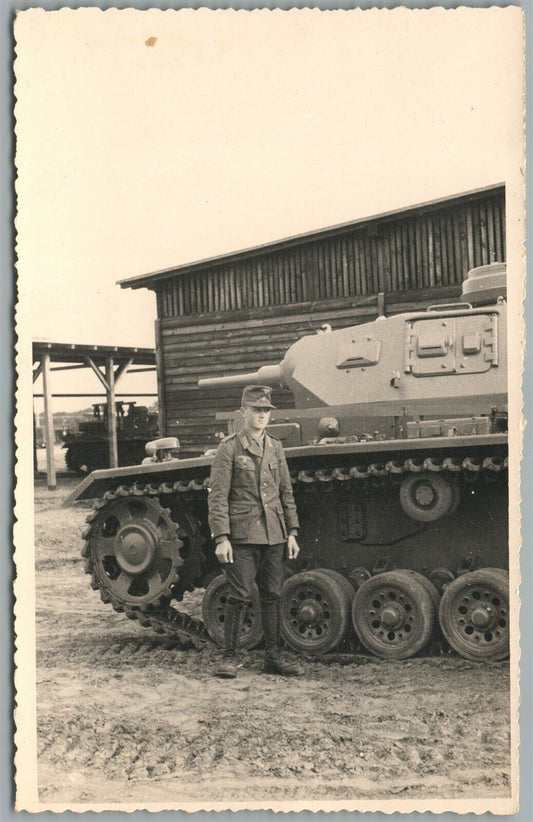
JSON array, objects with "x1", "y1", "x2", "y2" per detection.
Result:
[{"x1": 242, "y1": 404, "x2": 271, "y2": 433}]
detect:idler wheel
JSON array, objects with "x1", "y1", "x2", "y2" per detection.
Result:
[
  {"x1": 438, "y1": 568, "x2": 509, "y2": 661},
  {"x1": 400, "y1": 472, "x2": 455, "y2": 522},
  {"x1": 202, "y1": 575, "x2": 263, "y2": 650},
  {"x1": 280, "y1": 570, "x2": 350, "y2": 654},
  {"x1": 351, "y1": 570, "x2": 436, "y2": 659},
  {"x1": 84, "y1": 496, "x2": 183, "y2": 611}
]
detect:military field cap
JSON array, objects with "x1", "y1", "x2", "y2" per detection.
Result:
[{"x1": 241, "y1": 385, "x2": 276, "y2": 409}]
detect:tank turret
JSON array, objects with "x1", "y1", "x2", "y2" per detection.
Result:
[{"x1": 199, "y1": 262, "x2": 507, "y2": 442}]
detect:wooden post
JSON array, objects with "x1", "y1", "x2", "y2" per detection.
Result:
[
  {"x1": 154, "y1": 320, "x2": 166, "y2": 436},
  {"x1": 32, "y1": 368, "x2": 42, "y2": 476},
  {"x1": 106, "y1": 355, "x2": 118, "y2": 468},
  {"x1": 41, "y1": 352, "x2": 56, "y2": 489},
  {"x1": 33, "y1": 408, "x2": 38, "y2": 475}
]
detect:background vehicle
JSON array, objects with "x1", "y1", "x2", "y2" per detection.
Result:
[
  {"x1": 68, "y1": 263, "x2": 509, "y2": 661},
  {"x1": 62, "y1": 401, "x2": 159, "y2": 473}
]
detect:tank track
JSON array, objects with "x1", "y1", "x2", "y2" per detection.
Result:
[
  {"x1": 123, "y1": 597, "x2": 209, "y2": 649},
  {"x1": 291, "y1": 453, "x2": 507, "y2": 485},
  {"x1": 82, "y1": 450, "x2": 507, "y2": 650},
  {"x1": 82, "y1": 482, "x2": 211, "y2": 648}
]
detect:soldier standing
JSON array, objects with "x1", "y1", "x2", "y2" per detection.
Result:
[{"x1": 208, "y1": 385, "x2": 301, "y2": 678}]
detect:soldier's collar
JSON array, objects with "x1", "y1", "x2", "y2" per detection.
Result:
[
  {"x1": 240, "y1": 428, "x2": 265, "y2": 443},
  {"x1": 239, "y1": 428, "x2": 266, "y2": 453}
]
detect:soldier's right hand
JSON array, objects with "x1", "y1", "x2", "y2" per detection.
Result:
[{"x1": 215, "y1": 538, "x2": 233, "y2": 564}]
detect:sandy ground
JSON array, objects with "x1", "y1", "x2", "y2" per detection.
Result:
[{"x1": 32, "y1": 474, "x2": 512, "y2": 807}]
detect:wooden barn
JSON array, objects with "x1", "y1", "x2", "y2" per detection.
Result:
[{"x1": 121, "y1": 184, "x2": 506, "y2": 456}]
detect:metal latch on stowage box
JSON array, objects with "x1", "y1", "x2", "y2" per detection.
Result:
[{"x1": 406, "y1": 417, "x2": 490, "y2": 439}]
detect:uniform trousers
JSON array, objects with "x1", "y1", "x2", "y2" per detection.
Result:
[{"x1": 224, "y1": 543, "x2": 285, "y2": 604}]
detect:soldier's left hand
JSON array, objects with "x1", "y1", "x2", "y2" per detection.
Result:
[{"x1": 287, "y1": 535, "x2": 300, "y2": 560}]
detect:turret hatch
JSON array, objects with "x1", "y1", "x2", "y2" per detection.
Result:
[{"x1": 405, "y1": 314, "x2": 498, "y2": 376}]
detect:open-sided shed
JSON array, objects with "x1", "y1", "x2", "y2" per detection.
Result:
[
  {"x1": 32, "y1": 342, "x2": 156, "y2": 487},
  {"x1": 121, "y1": 185, "x2": 505, "y2": 455}
]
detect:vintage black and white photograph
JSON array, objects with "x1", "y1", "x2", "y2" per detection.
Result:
[{"x1": 14, "y1": 6, "x2": 524, "y2": 813}]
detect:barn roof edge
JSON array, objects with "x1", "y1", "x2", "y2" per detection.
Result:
[{"x1": 119, "y1": 183, "x2": 505, "y2": 291}]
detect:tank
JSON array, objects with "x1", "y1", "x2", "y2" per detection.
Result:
[
  {"x1": 66, "y1": 263, "x2": 509, "y2": 662},
  {"x1": 62, "y1": 401, "x2": 159, "y2": 473}
]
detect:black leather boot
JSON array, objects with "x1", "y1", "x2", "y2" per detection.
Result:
[
  {"x1": 215, "y1": 597, "x2": 244, "y2": 678},
  {"x1": 261, "y1": 597, "x2": 301, "y2": 676}
]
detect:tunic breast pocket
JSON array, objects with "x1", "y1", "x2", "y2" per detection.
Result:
[
  {"x1": 268, "y1": 460, "x2": 280, "y2": 482},
  {"x1": 235, "y1": 455, "x2": 255, "y2": 471},
  {"x1": 234, "y1": 456, "x2": 255, "y2": 484}
]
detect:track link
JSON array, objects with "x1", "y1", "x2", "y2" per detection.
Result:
[{"x1": 291, "y1": 453, "x2": 507, "y2": 487}]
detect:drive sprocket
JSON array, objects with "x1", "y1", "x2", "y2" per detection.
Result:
[{"x1": 82, "y1": 495, "x2": 183, "y2": 614}]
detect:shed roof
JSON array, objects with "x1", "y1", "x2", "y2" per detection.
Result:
[
  {"x1": 32, "y1": 341, "x2": 156, "y2": 366},
  {"x1": 119, "y1": 184, "x2": 504, "y2": 291}
]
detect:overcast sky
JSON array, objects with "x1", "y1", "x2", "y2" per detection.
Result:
[{"x1": 15, "y1": 7, "x2": 524, "y2": 411}]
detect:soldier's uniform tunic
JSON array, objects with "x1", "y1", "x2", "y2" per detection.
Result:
[
  {"x1": 208, "y1": 428, "x2": 299, "y2": 603},
  {"x1": 207, "y1": 384, "x2": 301, "y2": 677}
]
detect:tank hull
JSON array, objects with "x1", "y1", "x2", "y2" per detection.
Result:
[{"x1": 70, "y1": 432, "x2": 509, "y2": 660}]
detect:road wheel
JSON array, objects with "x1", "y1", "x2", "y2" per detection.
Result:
[
  {"x1": 402, "y1": 569, "x2": 441, "y2": 610},
  {"x1": 313, "y1": 568, "x2": 356, "y2": 605},
  {"x1": 351, "y1": 570, "x2": 436, "y2": 659},
  {"x1": 202, "y1": 575, "x2": 263, "y2": 650},
  {"x1": 438, "y1": 568, "x2": 509, "y2": 661},
  {"x1": 280, "y1": 570, "x2": 350, "y2": 654}
]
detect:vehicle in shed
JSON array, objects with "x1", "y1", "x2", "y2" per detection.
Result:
[
  {"x1": 62, "y1": 401, "x2": 159, "y2": 473},
  {"x1": 67, "y1": 261, "x2": 509, "y2": 662}
]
